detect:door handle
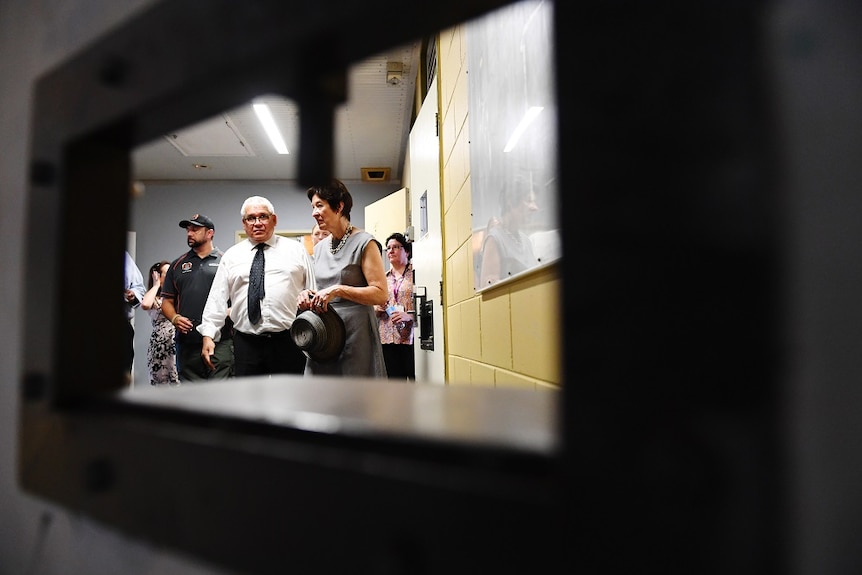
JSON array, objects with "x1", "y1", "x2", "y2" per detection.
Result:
[{"x1": 413, "y1": 286, "x2": 434, "y2": 351}]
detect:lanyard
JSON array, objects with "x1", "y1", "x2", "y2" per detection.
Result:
[{"x1": 390, "y1": 268, "x2": 409, "y2": 304}]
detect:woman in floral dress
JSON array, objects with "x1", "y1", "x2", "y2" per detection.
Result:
[{"x1": 142, "y1": 260, "x2": 179, "y2": 385}]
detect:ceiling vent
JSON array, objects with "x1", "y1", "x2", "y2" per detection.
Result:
[{"x1": 361, "y1": 167, "x2": 391, "y2": 182}]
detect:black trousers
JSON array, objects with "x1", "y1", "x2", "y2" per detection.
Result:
[
  {"x1": 177, "y1": 337, "x2": 234, "y2": 381},
  {"x1": 382, "y1": 343, "x2": 415, "y2": 380},
  {"x1": 124, "y1": 320, "x2": 135, "y2": 375},
  {"x1": 233, "y1": 330, "x2": 306, "y2": 377}
]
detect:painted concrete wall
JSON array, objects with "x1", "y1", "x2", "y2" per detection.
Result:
[{"x1": 438, "y1": 24, "x2": 561, "y2": 390}]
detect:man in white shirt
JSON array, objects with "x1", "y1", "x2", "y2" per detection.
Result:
[{"x1": 197, "y1": 196, "x2": 316, "y2": 376}]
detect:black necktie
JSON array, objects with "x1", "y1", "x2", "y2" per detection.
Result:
[{"x1": 248, "y1": 243, "x2": 266, "y2": 324}]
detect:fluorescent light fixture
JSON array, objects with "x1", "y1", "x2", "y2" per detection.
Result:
[
  {"x1": 503, "y1": 106, "x2": 544, "y2": 153},
  {"x1": 253, "y1": 103, "x2": 289, "y2": 154}
]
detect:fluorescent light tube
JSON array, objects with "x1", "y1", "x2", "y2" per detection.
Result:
[
  {"x1": 503, "y1": 106, "x2": 544, "y2": 153},
  {"x1": 253, "y1": 103, "x2": 289, "y2": 154}
]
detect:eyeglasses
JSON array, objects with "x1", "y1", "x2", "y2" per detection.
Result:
[
  {"x1": 386, "y1": 245, "x2": 403, "y2": 251},
  {"x1": 243, "y1": 213, "x2": 271, "y2": 224}
]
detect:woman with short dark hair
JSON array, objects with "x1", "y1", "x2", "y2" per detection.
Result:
[{"x1": 297, "y1": 179, "x2": 388, "y2": 377}]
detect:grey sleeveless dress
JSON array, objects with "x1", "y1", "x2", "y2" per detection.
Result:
[{"x1": 305, "y1": 230, "x2": 387, "y2": 377}]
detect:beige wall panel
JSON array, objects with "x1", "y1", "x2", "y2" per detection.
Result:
[
  {"x1": 441, "y1": 131, "x2": 458, "y2": 214},
  {"x1": 447, "y1": 286, "x2": 463, "y2": 354},
  {"x1": 449, "y1": 355, "x2": 471, "y2": 386},
  {"x1": 453, "y1": 24, "x2": 465, "y2": 69},
  {"x1": 510, "y1": 270, "x2": 562, "y2": 384},
  {"x1": 439, "y1": 28, "x2": 458, "y2": 112},
  {"x1": 445, "y1": 255, "x2": 457, "y2": 306},
  {"x1": 537, "y1": 381, "x2": 560, "y2": 392},
  {"x1": 449, "y1": 246, "x2": 465, "y2": 304},
  {"x1": 453, "y1": 243, "x2": 474, "y2": 304},
  {"x1": 455, "y1": 179, "x2": 472, "y2": 249},
  {"x1": 460, "y1": 295, "x2": 482, "y2": 361},
  {"x1": 445, "y1": 74, "x2": 462, "y2": 134},
  {"x1": 448, "y1": 135, "x2": 469, "y2": 208},
  {"x1": 452, "y1": 67, "x2": 470, "y2": 138},
  {"x1": 494, "y1": 369, "x2": 538, "y2": 391},
  {"x1": 480, "y1": 291, "x2": 512, "y2": 369},
  {"x1": 469, "y1": 360, "x2": 495, "y2": 386},
  {"x1": 443, "y1": 88, "x2": 457, "y2": 153},
  {"x1": 364, "y1": 187, "x2": 407, "y2": 245},
  {"x1": 444, "y1": 199, "x2": 460, "y2": 260},
  {"x1": 438, "y1": 18, "x2": 562, "y2": 390},
  {"x1": 441, "y1": 165, "x2": 454, "y2": 216},
  {"x1": 447, "y1": 181, "x2": 466, "y2": 249}
]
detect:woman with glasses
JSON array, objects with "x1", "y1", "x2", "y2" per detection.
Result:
[
  {"x1": 297, "y1": 179, "x2": 388, "y2": 377},
  {"x1": 376, "y1": 233, "x2": 415, "y2": 380}
]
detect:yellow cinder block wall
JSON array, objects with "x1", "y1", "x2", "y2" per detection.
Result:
[{"x1": 438, "y1": 25, "x2": 561, "y2": 391}]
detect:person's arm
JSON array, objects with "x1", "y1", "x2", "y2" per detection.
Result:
[
  {"x1": 296, "y1": 243, "x2": 318, "y2": 311},
  {"x1": 160, "y1": 296, "x2": 194, "y2": 335},
  {"x1": 160, "y1": 264, "x2": 194, "y2": 334},
  {"x1": 479, "y1": 236, "x2": 501, "y2": 287},
  {"x1": 303, "y1": 249, "x2": 317, "y2": 292},
  {"x1": 309, "y1": 241, "x2": 387, "y2": 311},
  {"x1": 201, "y1": 336, "x2": 216, "y2": 371},
  {"x1": 141, "y1": 269, "x2": 161, "y2": 310},
  {"x1": 311, "y1": 240, "x2": 388, "y2": 311},
  {"x1": 161, "y1": 297, "x2": 176, "y2": 319},
  {"x1": 124, "y1": 252, "x2": 145, "y2": 309}
]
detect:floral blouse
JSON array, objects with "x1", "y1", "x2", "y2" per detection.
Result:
[{"x1": 378, "y1": 263, "x2": 414, "y2": 345}]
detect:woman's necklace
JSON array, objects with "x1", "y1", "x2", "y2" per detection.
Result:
[{"x1": 330, "y1": 224, "x2": 354, "y2": 255}]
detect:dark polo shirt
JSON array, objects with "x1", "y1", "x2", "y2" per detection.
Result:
[{"x1": 161, "y1": 247, "x2": 232, "y2": 344}]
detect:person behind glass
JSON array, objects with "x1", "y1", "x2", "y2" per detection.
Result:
[
  {"x1": 198, "y1": 196, "x2": 316, "y2": 377},
  {"x1": 479, "y1": 179, "x2": 539, "y2": 287},
  {"x1": 161, "y1": 214, "x2": 235, "y2": 381},
  {"x1": 375, "y1": 233, "x2": 415, "y2": 380},
  {"x1": 123, "y1": 251, "x2": 145, "y2": 379},
  {"x1": 141, "y1": 260, "x2": 180, "y2": 386},
  {"x1": 297, "y1": 179, "x2": 388, "y2": 377},
  {"x1": 311, "y1": 222, "x2": 330, "y2": 246}
]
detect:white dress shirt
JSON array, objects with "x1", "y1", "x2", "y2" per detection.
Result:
[
  {"x1": 124, "y1": 251, "x2": 145, "y2": 320},
  {"x1": 197, "y1": 235, "x2": 316, "y2": 340}
]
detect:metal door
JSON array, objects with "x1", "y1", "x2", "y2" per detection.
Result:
[{"x1": 409, "y1": 78, "x2": 445, "y2": 384}]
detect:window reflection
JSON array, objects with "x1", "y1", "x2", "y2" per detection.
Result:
[{"x1": 468, "y1": 0, "x2": 559, "y2": 290}]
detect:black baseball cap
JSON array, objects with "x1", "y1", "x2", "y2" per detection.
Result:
[{"x1": 179, "y1": 214, "x2": 215, "y2": 230}]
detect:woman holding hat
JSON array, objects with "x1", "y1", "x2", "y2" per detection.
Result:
[{"x1": 297, "y1": 179, "x2": 388, "y2": 377}]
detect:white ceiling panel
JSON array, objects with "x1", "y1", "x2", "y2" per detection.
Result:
[{"x1": 132, "y1": 41, "x2": 421, "y2": 183}]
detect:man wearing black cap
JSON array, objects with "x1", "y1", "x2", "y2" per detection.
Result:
[{"x1": 161, "y1": 214, "x2": 234, "y2": 381}]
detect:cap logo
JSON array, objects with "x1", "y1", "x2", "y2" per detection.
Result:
[{"x1": 191, "y1": 214, "x2": 200, "y2": 220}]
